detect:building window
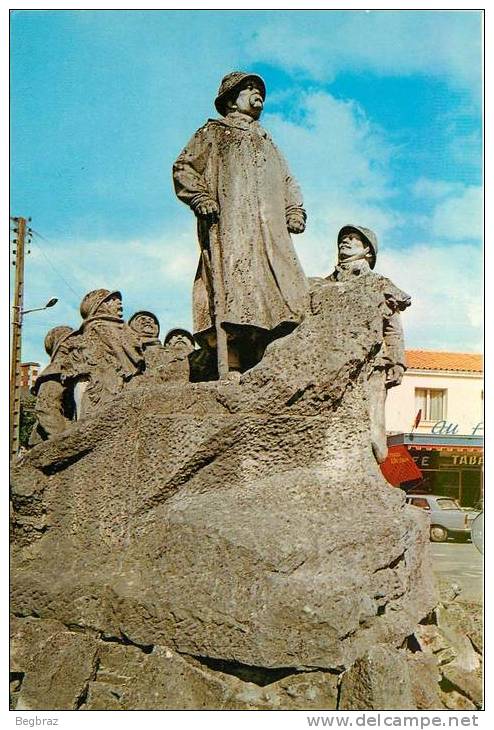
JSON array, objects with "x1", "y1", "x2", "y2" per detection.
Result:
[{"x1": 415, "y1": 388, "x2": 446, "y2": 421}]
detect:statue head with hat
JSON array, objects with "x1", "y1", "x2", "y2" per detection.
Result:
[
  {"x1": 215, "y1": 71, "x2": 266, "y2": 119},
  {"x1": 44, "y1": 325, "x2": 74, "y2": 359},
  {"x1": 128, "y1": 311, "x2": 160, "y2": 340},
  {"x1": 80, "y1": 289, "x2": 123, "y2": 320},
  {"x1": 164, "y1": 328, "x2": 195, "y2": 355},
  {"x1": 337, "y1": 225, "x2": 378, "y2": 271}
]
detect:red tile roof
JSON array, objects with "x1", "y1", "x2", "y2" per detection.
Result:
[{"x1": 405, "y1": 350, "x2": 483, "y2": 373}]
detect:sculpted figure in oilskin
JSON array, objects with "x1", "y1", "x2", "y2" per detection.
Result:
[{"x1": 173, "y1": 71, "x2": 309, "y2": 379}]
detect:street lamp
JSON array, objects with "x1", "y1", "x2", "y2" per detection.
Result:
[
  {"x1": 10, "y1": 296, "x2": 59, "y2": 458},
  {"x1": 21, "y1": 297, "x2": 59, "y2": 316}
]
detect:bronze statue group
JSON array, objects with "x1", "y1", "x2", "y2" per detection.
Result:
[{"x1": 27, "y1": 71, "x2": 411, "y2": 465}]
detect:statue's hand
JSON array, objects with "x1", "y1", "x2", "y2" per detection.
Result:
[
  {"x1": 195, "y1": 199, "x2": 219, "y2": 222},
  {"x1": 386, "y1": 364, "x2": 405, "y2": 388},
  {"x1": 287, "y1": 215, "x2": 306, "y2": 234}
]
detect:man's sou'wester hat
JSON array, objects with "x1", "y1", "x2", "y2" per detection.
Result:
[{"x1": 214, "y1": 71, "x2": 266, "y2": 117}]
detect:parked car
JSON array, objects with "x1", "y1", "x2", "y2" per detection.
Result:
[{"x1": 405, "y1": 494, "x2": 480, "y2": 542}]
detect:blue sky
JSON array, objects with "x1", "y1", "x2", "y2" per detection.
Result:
[{"x1": 10, "y1": 9, "x2": 483, "y2": 365}]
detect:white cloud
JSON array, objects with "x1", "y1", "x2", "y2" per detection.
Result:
[
  {"x1": 431, "y1": 186, "x2": 483, "y2": 241},
  {"x1": 408, "y1": 181, "x2": 483, "y2": 244},
  {"x1": 20, "y1": 226, "x2": 199, "y2": 363},
  {"x1": 380, "y1": 243, "x2": 483, "y2": 352},
  {"x1": 411, "y1": 178, "x2": 463, "y2": 200},
  {"x1": 265, "y1": 92, "x2": 393, "y2": 198},
  {"x1": 263, "y1": 91, "x2": 401, "y2": 276},
  {"x1": 249, "y1": 11, "x2": 481, "y2": 92},
  {"x1": 448, "y1": 129, "x2": 482, "y2": 168}
]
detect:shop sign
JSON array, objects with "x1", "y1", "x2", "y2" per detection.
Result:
[
  {"x1": 410, "y1": 451, "x2": 436, "y2": 468},
  {"x1": 430, "y1": 421, "x2": 483, "y2": 436},
  {"x1": 431, "y1": 421, "x2": 458, "y2": 435},
  {"x1": 410, "y1": 449, "x2": 483, "y2": 469},
  {"x1": 450, "y1": 453, "x2": 483, "y2": 466}
]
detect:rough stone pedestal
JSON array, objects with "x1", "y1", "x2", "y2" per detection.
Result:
[{"x1": 11, "y1": 280, "x2": 438, "y2": 709}]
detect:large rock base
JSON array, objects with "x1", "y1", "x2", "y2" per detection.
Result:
[
  {"x1": 11, "y1": 597, "x2": 482, "y2": 710},
  {"x1": 11, "y1": 279, "x2": 447, "y2": 709}
]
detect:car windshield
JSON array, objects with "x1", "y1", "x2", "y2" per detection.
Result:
[{"x1": 436, "y1": 498, "x2": 461, "y2": 510}]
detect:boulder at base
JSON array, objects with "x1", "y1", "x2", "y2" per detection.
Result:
[{"x1": 11, "y1": 279, "x2": 437, "y2": 709}]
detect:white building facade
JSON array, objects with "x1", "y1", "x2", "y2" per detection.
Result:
[
  {"x1": 384, "y1": 350, "x2": 483, "y2": 507},
  {"x1": 386, "y1": 351, "x2": 483, "y2": 437}
]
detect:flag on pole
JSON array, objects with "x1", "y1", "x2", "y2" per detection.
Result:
[{"x1": 412, "y1": 409, "x2": 422, "y2": 431}]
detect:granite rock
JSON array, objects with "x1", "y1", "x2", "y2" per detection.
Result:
[
  {"x1": 436, "y1": 601, "x2": 483, "y2": 657},
  {"x1": 81, "y1": 643, "x2": 339, "y2": 711},
  {"x1": 440, "y1": 665, "x2": 482, "y2": 709},
  {"x1": 439, "y1": 690, "x2": 476, "y2": 711},
  {"x1": 10, "y1": 617, "x2": 98, "y2": 711},
  {"x1": 406, "y1": 652, "x2": 443, "y2": 710},
  {"x1": 434, "y1": 605, "x2": 480, "y2": 672},
  {"x1": 339, "y1": 646, "x2": 416, "y2": 710}
]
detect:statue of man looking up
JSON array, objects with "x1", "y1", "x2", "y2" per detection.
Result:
[
  {"x1": 173, "y1": 71, "x2": 309, "y2": 379},
  {"x1": 321, "y1": 225, "x2": 411, "y2": 463},
  {"x1": 128, "y1": 310, "x2": 168, "y2": 380}
]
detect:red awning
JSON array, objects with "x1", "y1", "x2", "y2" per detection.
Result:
[{"x1": 380, "y1": 445, "x2": 423, "y2": 486}]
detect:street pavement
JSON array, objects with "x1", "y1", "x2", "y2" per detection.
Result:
[{"x1": 429, "y1": 541, "x2": 483, "y2": 603}]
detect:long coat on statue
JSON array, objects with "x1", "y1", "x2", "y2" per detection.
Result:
[{"x1": 173, "y1": 113, "x2": 309, "y2": 344}]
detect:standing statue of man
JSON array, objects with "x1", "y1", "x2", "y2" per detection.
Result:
[
  {"x1": 173, "y1": 71, "x2": 309, "y2": 379},
  {"x1": 314, "y1": 225, "x2": 411, "y2": 463}
]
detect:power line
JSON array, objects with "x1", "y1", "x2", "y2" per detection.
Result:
[{"x1": 28, "y1": 228, "x2": 80, "y2": 299}]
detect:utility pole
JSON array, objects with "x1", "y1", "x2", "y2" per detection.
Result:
[{"x1": 10, "y1": 216, "x2": 28, "y2": 458}]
